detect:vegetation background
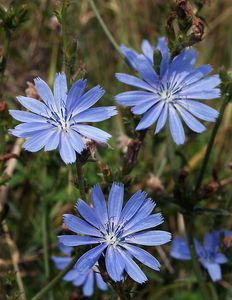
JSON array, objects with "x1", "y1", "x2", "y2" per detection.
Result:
[{"x1": 0, "y1": 0, "x2": 232, "y2": 299}]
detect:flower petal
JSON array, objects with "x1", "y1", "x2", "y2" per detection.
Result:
[
  {"x1": 122, "y1": 244, "x2": 161, "y2": 271},
  {"x1": 66, "y1": 79, "x2": 87, "y2": 112},
  {"x1": 136, "y1": 101, "x2": 164, "y2": 130},
  {"x1": 214, "y1": 253, "x2": 228, "y2": 264},
  {"x1": 115, "y1": 73, "x2": 155, "y2": 92},
  {"x1": 58, "y1": 235, "x2": 101, "y2": 246},
  {"x1": 54, "y1": 73, "x2": 67, "y2": 108},
  {"x1": 68, "y1": 129, "x2": 85, "y2": 154},
  {"x1": 155, "y1": 103, "x2": 168, "y2": 133},
  {"x1": 73, "y1": 274, "x2": 88, "y2": 286},
  {"x1": 71, "y1": 85, "x2": 105, "y2": 116},
  {"x1": 63, "y1": 214, "x2": 102, "y2": 237},
  {"x1": 205, "y1": 263, "x2": 222, "y2": 282},
  {"x1": 34, "y1": 77, "x2": 56, "y2": 108},
  {"x1": 169, "y1": 49, "x2": 198, "y2": 75},
  {"x1": 123, "y1": 198, "x2": 156, "y2": 231},
  {"x1": 44, "y1": 129, "x2": 60, "y2": 151},
  {"x1": 9, "y1": 110, "x2": 47, "y2": 123},
  {"x1": 141, "y1": 40, "x2": 154, "y2": 64},
  {"x1": 52, "y1": 256, "x2": 72, "y2": 270},
  {"x1": 120, "y1": 45, "x2": 140, "y2": 69},
  {"x1": 122, "y1": 213, "x2": 164, "y2": 237},
  {"x1": 75, "y1": 199, "x2": 101, "y2": 228},
  {"x1": 73, "y1": 124, "x2": 111, "y2": 143},
  {"x1": 125, "y1": 230, "x2": 171, "y2": 246},
  {"x1": 59, "y1": 132, "x2": 76, "y2": 164},
  {"x1": 75, "y1": 243, "x2": 107, "y2": 274},
  {"x1": 157, "y1": 37, "x2": 170, "y2": 77},
  {"x1": 179, "y1": 89, "x2": 220, "y2": 100},
  {"x1": 108, "y1": 183, "x2": 124, "y2": 226},
  {"x1": 91, "y1": 184, "x2": 108, "y2": 227},
  {"x1": 23, "y1": 129, "x2": 55, "y2": 152},
  {"x1": 17, "y1": 96, "x2": 49, "y2": 116},
  {"x1": 183, "y1": 75, "x2": 221, "y2": 93},
  {"x1": 117, "y1": 248, "x2": 147, "y2": 284},
  {"x1": 170, "y1": 237, "x2": 191, "y2": 260},
  {"x1": 119, "y1": 191, "x2": 147, "y2": 227},
  {"x1": 83, "y1": 271, "x2": 94, "y2": 297},
  {"x1": 175, "y1": 104, "x2": 206, "y2": 133},
  {"x1": 179, "y1": 64, "x2": 212, "y2": 87},
  {"x1": 105, "y1": 246, "x2": 124, "y2": 282},
  {"x1": 179, "y1": 100, "x2": 219, "y2": 122},
  {"x1": 115, "y1": 91, "x2": 155, "y2": 106},
  {"x1": 133, "y1": 55, "x2": 159, "y2": 86},
  {"x1": 203, "y1": 232, "x2": 219, "y2": 254},
  {"x1": 131, "y1": 97, "x2": 160, "y2": 115},
  {"x1": 74, "y1": 106, "x2": 117, "y2": 122},
  {"x1": 63, "y1": 269, "x2": 78, "y2": 281},
  {"x1": 96, "y1": 273, "x2": 108, "y2": 291},
  {"x1": 169, "y1": 105, "x2": 185, "y2": 145}
]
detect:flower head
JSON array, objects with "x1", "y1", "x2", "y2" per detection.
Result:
[
  {"x1": 52, "y1": 244, "x2": 107, "y2": 297},
  {"x1": 170, "y1": 232, "x2": 228, "y2": 281},
  {"x1": 9, "y1": 73, "x2": 117, "y2": 164},
  {"x1": 59, "y1": 183, "x2": 171, "y2": 284},
  {"x1": 115, "y1": 38, "x2": 220, "y2": 144}
]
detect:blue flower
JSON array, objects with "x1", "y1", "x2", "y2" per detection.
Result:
[
  {"x1": 9, "y1": 73, "x2": 117, "y2": 164},
  {"x1": 115, "y1": 38, "x2": 220, "y2": 144},
  {"x1": 52, "y1": 244, "x2": 107, "y2": 297},
  {"x1": 58, "y1": 183, "x2": 171, "y2": 284},
  {"x1": 170, "y1": 232, "x2": 228, "y2": 281}
]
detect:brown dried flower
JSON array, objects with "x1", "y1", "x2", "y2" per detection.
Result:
[{"x1": 25, "y1": 82, "x2": 39, "y2": 99}]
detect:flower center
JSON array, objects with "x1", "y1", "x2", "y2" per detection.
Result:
[
  {"x1": 105, "y1": 232, "x2": 119, "y2": 246},
  {"x1": 47, "y1": 108, "x2": 71, "y2": 132},
  {"x1": 160, "y1": 89, "x2": 174, "y2": 103},
  {"x1": 59, "y1": 118, "x2": 70, "y2": 131}
]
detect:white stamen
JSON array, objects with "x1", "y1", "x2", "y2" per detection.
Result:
[{"x1": 105, "y1": 232, "x2": 119, "y2": 246}]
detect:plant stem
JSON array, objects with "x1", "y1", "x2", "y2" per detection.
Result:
[
  {"x1": 185, "y1": 216, "x2": 210, "y2": 300},
  {"x1": 3, "y1": 221, "x2": 26, "y2": 300},
  {"x1": 208, "y1": 282, "x2": 219, "y2": 300},
  {"x1": 76, "y1": 158, "x2": 86, "y2": 200},
  {"x1": 31, "y1": 255, "x2": 79, "y2": 300},
  {"x1": 195, "y1": 95, "x2": 230, "y2": 192},
  {"x1": 61, "y1": 0, "x2": 70, "y2": 85},
  {"x1": 88, "y1": 0, "x2": 122, "y2": 57},
  {"x1": 42, "y1": 200, "x2": 53, "y2": 300}
]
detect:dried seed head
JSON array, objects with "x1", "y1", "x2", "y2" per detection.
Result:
[
  {"x1": 116, "y1": 134, "x2": 132, "y2": 153},
  {"x1": 146, "y1": 174, "x2": 164, "y2": 194},
  {"x1": 49, "y1": 15, "x2": 61, "y2": 33},
  {"x1": 25, "y1": 82, "x2": 39, "y2": 99}
]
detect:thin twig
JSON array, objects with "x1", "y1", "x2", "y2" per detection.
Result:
[
  {"x1": 195, "y1": 95, "x2": 230, "y2": 192},
  {"x1": 184, "y1": 216, "x2": 210, "y2": 300},
  {"x1": 88, "y1": 0, "x2": 122, "y2": 57},
  {"x1": 76, "y1": 158, "x2": 86, "y2": 200},
  {"x1": 31, "y1": 255, "x2": 79, "y2": 300},
  {"x1": 3, "y1": 222, "x2": 27, "y2": 300}
]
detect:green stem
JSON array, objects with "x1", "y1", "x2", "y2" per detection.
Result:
[
  {"x1": 42, "y1": 201, "x2": 53, "y2": 300},
  {"x1": 195, "y1": 95, "x2": 229, "y2": 192},
  {"x1": 208, "y1": 282, "x2": 219, "y2": 300},
  {"x1": 76, "y1": 158, "x2": 86, "y2": 200},
  {"x1": 31, "y1": 255, "x2": 79, "y2": 300},
  {"x1": 185, "y1": 216, "x2": 210, "y2": 300},
  {"x1": 42, "y1": 202, "x2": 49, "y2": 278},
  {"x1": 88, "y1": 0, "x2": 122, "y2": 57},
  {"x1": 48, "y1": 38, "x2": 59, "y2": 87},
  {"x1": 61, "y1": 0, "x2": 70, "y2": 85}
]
